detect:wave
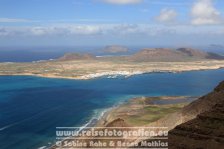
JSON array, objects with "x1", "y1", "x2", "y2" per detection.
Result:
[
  {"x1": 47, "y1": 96, "x2": 137, "y2": 148},
  {"x1": 79, "y1": 99, "x2": 130, "y2": 130},
  {"x1": 37, "y1": 146, "x2": 47, "y2": 149},
  {"x1": 74, "y1": 107, "x2": 114, "y2": 135},
  {"x1": 0, "y1": 106, "x2": 61, "y2": 132},
  {"x1": 0, "y1": 124, "x2": 14, "y2": 131},
  {"x1": 78, "y1": 108, "x2": 109, "y2": 131},
  {"x1": 0, "y1": 120, "x2": 26, "y2": 131}
]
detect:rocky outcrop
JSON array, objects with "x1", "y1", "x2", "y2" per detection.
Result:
[
  {"x1": 169, "y1": 81, "x2": 224, "y2": 149},
  {"x1": 181, "y1": 81, "x2": 224, "y2": 122}
]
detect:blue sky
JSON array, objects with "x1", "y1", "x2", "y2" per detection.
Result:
[{"x1": 0, "y1": 0, "x2": 224, "y2": 47}]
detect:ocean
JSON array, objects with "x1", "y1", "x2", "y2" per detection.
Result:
[
  {"x1": 0, "y1": 69, "x2": 224, "y2": 149},
  {"x1": 0, "y1": 46, "x2": 136, "y2": 62}
]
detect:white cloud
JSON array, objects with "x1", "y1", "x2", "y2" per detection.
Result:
[
  {"x1": 1, "y1": 24, "x2": 224, "y2": 38},
  {"x1": 0, "y1": 18, "x2": 31, "y2": 23},
  {"x1": 145, "y1": 1, "x2": 190, "y2": 6},
  {"x1": 111, "y1": 24, "x2": 139, "y2": 34},
  {"x1": 101, "y1": 0, "x2": 142, "y2": 5},
  {"x1": 156, "y1": 9, "x2": 177, "y2": 23},
  {"x1": 29, "y1": 25, "x2": 103, "y2": 36},
  {"x1": 67, "y1": 25, "x2": 103, "y2": 35},
  {"x1": 191, "y1": 0, "x2": 222, "y2": 25},
  {"x1": 0, "y1": 24, "x2": 172, "y2": 37},
  {"x1": 0, "y1": 25, "x2": 108, "y2": 37}
]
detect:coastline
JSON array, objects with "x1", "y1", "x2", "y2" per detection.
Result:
[
  {"x1": 95, "y1": 96, "x2": 196, "y2": 127},
  {"x1": 49, "y1": 96, "x2": 196, "y2": 149},
  {"x1": 1, "y1": 65, "x2": 222, "y2": 149},
  {"x1": 0, "y1": 60, "x2": 224, "y2": 80},
  {"x1": 0, "y1": 66, "x2": 224, "y2": 80},
  {"x1": 49, "y1": 96, "x2": 194, "y2": 149}
]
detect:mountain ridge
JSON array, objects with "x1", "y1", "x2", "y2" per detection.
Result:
[
  {"x1": 58, "y1": 47, "x2": 224, "y2": 62},
  {"x1": 129, "y1": 48, "x2": 224, "y2": 62}
]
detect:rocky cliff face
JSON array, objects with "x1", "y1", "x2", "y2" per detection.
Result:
[
  {"x1": 180, "y1": 81, "x2": 224, "y2": 122},
  {"x1": 169, "y1": 81, "x2": 224, "y2": 149}
]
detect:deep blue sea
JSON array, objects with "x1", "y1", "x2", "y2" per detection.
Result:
[{"x1": 0, "y1": 69, "x2": 224, "y2": 149}]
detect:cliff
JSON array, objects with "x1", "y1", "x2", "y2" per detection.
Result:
[{"x1": 169, "y1": 81, "x2": 224, "y2": 149}]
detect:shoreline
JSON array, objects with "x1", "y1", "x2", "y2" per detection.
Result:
[
  {"x1": 0, "y1": 66, "x2": 224, "y2": 80},
  {"x1": 80, "y1": 99, "x2": 130, "y2": 128},
  {"x1": 0, "y1": 59, "x2": 224, "y2": 80},
  {"x1": 49, "y1": 96, "x2": 196, "y2": 148},
  {"x1": 95, "y1": 96, "x2": 196, "y2": 127}
]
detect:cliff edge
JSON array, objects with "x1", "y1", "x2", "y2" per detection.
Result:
[{"x1": 169, "y1": 81, "x2": 224, "y2": 149}]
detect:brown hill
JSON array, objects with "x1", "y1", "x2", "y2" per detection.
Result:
[
  {"x1": 58, "y1": 53, "x2": 95, "y2": 61},
  {"x1": 102, "y1": 45, "x2": 129, "y2": 54},
  {"x1": 177, "y1": 48, "x2": 208, "y2": 57},
  {"x1": 129, "y1": 48, "x2": 224, "y2": 62},
  {"x1": 129, "y1": 48, "x2": 184, "y2": 62},
  {"x1": 177, "y1": 48, "x2": 224, "y2": 60},
  {"x1": 169, "y1": 81, "x2": 224, "y2": 149}
]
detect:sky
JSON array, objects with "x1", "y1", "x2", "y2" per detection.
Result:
[{"x1": 0, "y1": 0, "x2": 224, "y2": 47}]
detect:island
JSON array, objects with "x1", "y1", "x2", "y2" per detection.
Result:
[{"x1": 0, "y1": 48, "x2": 224, "y2": 80}]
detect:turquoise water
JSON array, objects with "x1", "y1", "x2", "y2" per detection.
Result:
[{"x1": 0, "y1": 69, "x2": 224, "y2": 149}]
